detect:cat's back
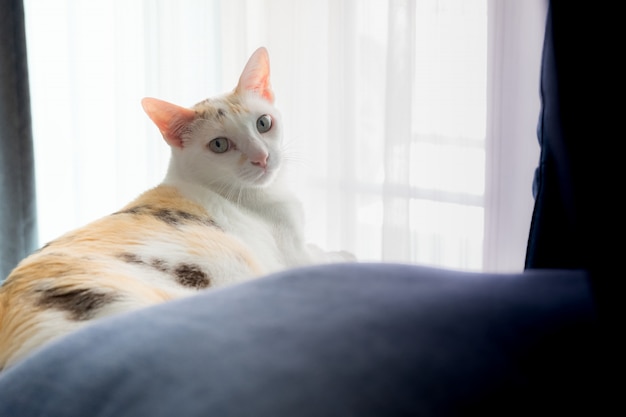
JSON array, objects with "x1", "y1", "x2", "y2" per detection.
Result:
[
  {"x1": 3, "y1": 185, "x2": 264, "y2": 293},
  {"x1": 0, "y1": 185, "x2": 263, "y2": 369}
]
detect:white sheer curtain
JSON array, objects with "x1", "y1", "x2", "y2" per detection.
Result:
[{"x1": 24, "y1": 0, "x2": 546, "y2": 272}]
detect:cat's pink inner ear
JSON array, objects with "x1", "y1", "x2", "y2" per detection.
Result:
[
  {"x1": 236, "y1": 47, "x2": 275, "y2": 104},
  {"x1": 141, "y1": 97, "x2": 196, "y2": 148}
]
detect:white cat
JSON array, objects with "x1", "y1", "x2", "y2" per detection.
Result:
[{"x1": 0, "y1": 47, "x2": 353, "y2": 370}]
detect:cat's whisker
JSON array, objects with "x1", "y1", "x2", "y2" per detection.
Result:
[
  {"x1": 221, "y1": 183, "x2": 239, "y2": 203},
  {"x1": 281, "y1": 139, "x2": 310, "y2": 169},
  {"x1": 233, "y1": 186, "x2": 244, "y2": 206},
  {"x1": 283, "y1": 153, "x2": 310, "y2": 168},
  {"x1": 237, "y1": 187, "x2": 245, "y2": 207},
  {"x1": 220, "y1": 180, "x2": 245, "y2": 207},
  {"x1": 205, "y1": 174, "x2": 241, "y2": 198}
]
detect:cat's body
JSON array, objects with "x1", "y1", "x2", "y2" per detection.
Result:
[{"x1": 0, "y1": 48, "x2": 349, "y2": 370}]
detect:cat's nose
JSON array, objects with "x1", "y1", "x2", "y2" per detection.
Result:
[{"x1": 251, "y1": 153, "x2": 268, "y2": 169}]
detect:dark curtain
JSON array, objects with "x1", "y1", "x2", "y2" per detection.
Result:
[
  {"x1": 0, "y1": 0, "x2": 38, "y2": 281},
  {"x1": 525, "y1": 1, "x2": 618, "y2": 320}
]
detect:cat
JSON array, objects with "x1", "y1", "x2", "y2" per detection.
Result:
[{"x1": 0, "y1": 47, "x2": 353, "y2": 370}]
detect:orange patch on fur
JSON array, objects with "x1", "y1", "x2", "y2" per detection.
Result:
[
  {"x1": 193, "y1": 93, "x2": 248, "y2": 120},
  {"x1": 0, "y1": 184, "x2": 264, "y2": 370}
]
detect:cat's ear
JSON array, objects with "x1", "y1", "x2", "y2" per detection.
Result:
[
  {"x1": 141, "y1": 97, "x2": 196, "y2": 148},
  {"x1": 235, "y1": 47, "x2": 275, "y2": 104}
]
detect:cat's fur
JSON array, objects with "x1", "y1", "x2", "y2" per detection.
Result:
[{"x1": 0, "y1": 47, "x2": 350, "y2": 370}]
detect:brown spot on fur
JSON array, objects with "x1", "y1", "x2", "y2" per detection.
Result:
[
  {"x1": 150, "y1": 258, "x2": 169, "y2": 273},
  {"x1": 114, "y1": 205, "x2": 152, "y2": 216},
  {"x1": 118, "y1": 252, "x2": 144, "y2": 265},
  {"x1": 118, "y1": 253, "x2": 171, "y2": 274},
  {"x1": 154, "y1": 208, "x2": 181, "y2": 225},
  {"x1": 175, "y1": 210, "x2": 202, "y2": 222},
  {"x1": 36, "y1": 287, "x2": 117, "y2": 321},
  {"x1": 174, "y1": 264, "x2": 210, "y2": 289},
  {"x1": 114, "y1": 204, "x2": 220, "y2": 229},
  {"x1": 154, "y1": 208, "x2": 204, "y2": 226}
]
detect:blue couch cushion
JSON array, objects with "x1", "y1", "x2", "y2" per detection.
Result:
[{"x1": 0, "y1": 264, "x2": 600, "y2": 416}]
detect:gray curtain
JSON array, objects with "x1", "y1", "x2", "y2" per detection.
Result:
[{"x1": 0, "y1": 0, "x2": 38, "y2": 281}]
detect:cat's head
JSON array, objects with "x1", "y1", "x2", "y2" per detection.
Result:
[{"x1": 142, "y1": 47, "x2": 283, "y2": 190}]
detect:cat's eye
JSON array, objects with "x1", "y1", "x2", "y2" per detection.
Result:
[
  {"x1": 208, "y1": 137, "x2": 230, "y2": 153},
  {"x1": 256, "y1": 114, "x2": 272, "y2": 133}
]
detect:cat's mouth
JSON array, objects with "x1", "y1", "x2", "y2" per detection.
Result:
[{"x1": 248, "y1": 164, "x2": 277, "y2": 187}]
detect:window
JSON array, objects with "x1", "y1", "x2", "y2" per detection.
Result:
[{"x1": 24, "y1": 0, "x2": 545, "y2": 272}]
